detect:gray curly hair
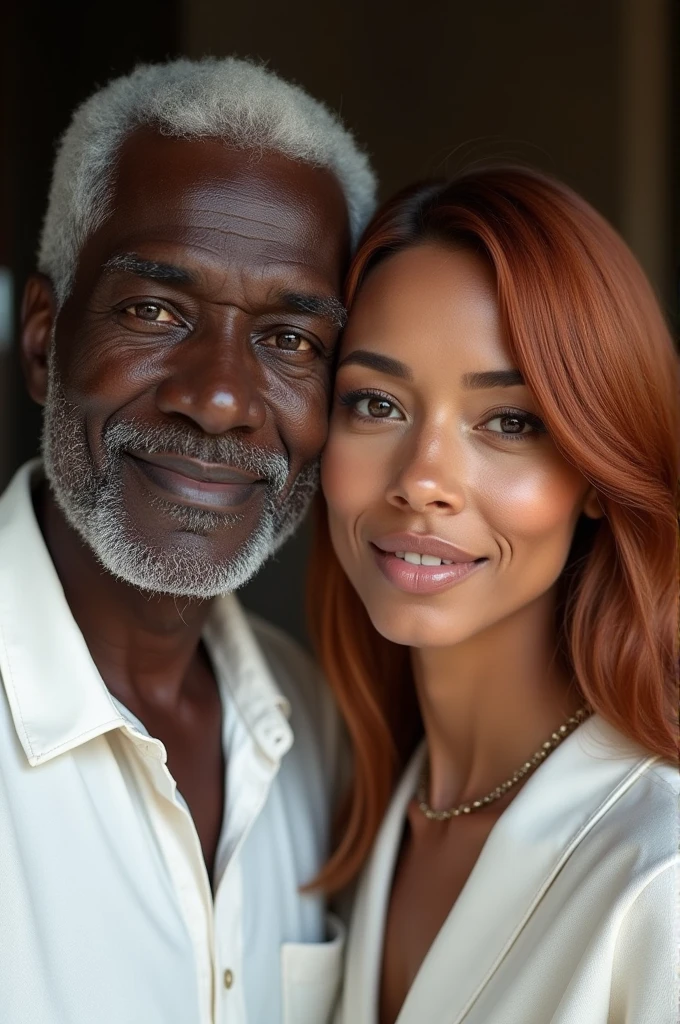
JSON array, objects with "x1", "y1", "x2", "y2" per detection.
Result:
[{"x1": 38, "y1": 57, "x2": 378, "y2": 304}]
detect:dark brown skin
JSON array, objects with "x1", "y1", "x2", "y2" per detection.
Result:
[
  {"x1": 20, "y1": 129, "x2": 350, "y2": 879},
  {"x1": 322, "y1": 244, "x2": 603, "y2": 1022}
]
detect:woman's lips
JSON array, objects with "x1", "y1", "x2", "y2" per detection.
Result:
[
  {"x1": 372, "y1": 532, "x2": 479, "y2": 563},
  {"x1": 371, "y1": 543, "x2": 487, "y2": 595},
  {"x1": 123, "y1": 451, "x2": 266, "y2": 512}
]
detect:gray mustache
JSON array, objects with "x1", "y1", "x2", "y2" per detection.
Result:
[{"x1": 103, "y1": 420, "x2": 289, "y2": 493}]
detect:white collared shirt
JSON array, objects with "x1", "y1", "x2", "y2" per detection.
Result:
[
  {"x1": 0, "y1": 462, "x2": 345, "y2": 1024},
  {"x1": 336, "y1": 716, "x2": 680, "y2": 1024}
]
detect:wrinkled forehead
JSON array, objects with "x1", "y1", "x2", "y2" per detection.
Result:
[{"x1": 77, "y1": 128, "x2": 350, "y2": 288}]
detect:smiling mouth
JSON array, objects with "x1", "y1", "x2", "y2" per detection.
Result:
[
  {"x1": 391, "y1": 551, "x2": 454, "y2": 566},
  {"x1": 124, "y1": 450, "x2": 267, "y2": 512},
  {"x1": 370, "y1": 536, "x2": 488, "y2": 595}
]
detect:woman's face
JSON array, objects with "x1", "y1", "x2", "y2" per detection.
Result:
[{"x1": 322, "y1": 242, "x2": 600, "y2": 648}]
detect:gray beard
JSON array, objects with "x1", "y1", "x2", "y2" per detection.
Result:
[{"x1": 41, "y1": 361, "x2": 319, "y2": 599}]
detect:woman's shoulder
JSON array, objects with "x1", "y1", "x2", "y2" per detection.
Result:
[
  {"x1": 627, "y1": 756, "x2": 679, "y2": 841},
  {"x1": 585, "y1": 724, "x2": 679, "y2": 881},
  {"x1": 643, "y1": 757, "x2": 680, "y2": 795},
  {"x1": 591, "y1": 716, "x2": 679, "y2": 807}
]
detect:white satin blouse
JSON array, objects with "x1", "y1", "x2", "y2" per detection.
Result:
[{"x1": 336, "y1": 715, "x2": 679, "y2": 1024}]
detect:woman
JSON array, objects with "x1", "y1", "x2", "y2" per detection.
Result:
[{"x1": 308, "y1": 167, "x2": 679, "y2": 1023}]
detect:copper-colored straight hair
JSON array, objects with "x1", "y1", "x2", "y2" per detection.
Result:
[{"x1": 307, "y1": 166, "x2": 679, "y2": 894}]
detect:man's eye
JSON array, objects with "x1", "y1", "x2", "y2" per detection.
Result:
[
  {"x1": 265, "y1": 332, "x2": 313, "y2": 353},
  {"x1": 124, "y1": 303, "x2": 178, "y2": 323}
]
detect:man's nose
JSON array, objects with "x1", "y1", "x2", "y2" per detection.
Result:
[{"x1": 155, "y1": 330, "x2": 267, "y2": 435}]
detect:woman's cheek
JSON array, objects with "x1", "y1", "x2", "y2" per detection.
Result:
[
  {"x1": 480, "y1": 457, "x2": 588, "y2": 548},
  {"x1": 322, "y1": 431, "x2": 389, "y2": 518}
]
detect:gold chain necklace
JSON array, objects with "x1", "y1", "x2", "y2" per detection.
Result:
[{"x1": 416, "y1": 706, "x2": 591, "y2": 821}]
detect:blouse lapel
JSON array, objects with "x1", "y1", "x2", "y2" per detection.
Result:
[
  {"x1": 340, "y1": 748, "x2": 426, "y2": 1023},
  {"x1": 343, "y1": 716, "x2": 654, "y2": 1024},
  {"x1": 396, "y1": 716, "x2": 653, "y2": 1024}
]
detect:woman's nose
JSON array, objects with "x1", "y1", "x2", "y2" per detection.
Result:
[
  {"x1": 386, "y1": 437, "x2": 466, "y2": 515},
  {"x1": 155, "y1": 330, "x2": 267, "y2": 435}
]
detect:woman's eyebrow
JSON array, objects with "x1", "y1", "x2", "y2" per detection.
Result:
[
  {"x1": 337, "y1": 355, "x2": 524, "y2": 389},
  {"x1": 337, "y1": 350, "x2": 413, "y2": 380},
  {"x1": 462, "y1": 369, "x2": 525, "y2": 389}
]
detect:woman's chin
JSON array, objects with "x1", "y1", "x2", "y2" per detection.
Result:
[{"x1": 366, "y1": 605, "x2": 471, "y2": 650}]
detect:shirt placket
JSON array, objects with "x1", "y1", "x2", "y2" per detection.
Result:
[
  {"x1": 126, "y1": 731, "x2": 217, "y2": 1023},
  {"x1": 212, "y1": 714, "x2": 291, "y2": 1024}
]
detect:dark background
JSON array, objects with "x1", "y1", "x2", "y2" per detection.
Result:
[{"x1": 1, "y1": 0, "x2": 677, "y2": 646}]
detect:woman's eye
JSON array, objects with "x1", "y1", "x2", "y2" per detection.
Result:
[
  {"x1": 354, "y1": 395, "x2": 403, "y2": 419},
  {"x1": 124, "y1": 303, "x2": 178, "y2": 324},
  {"x1": 266, "y1": 332, "x2": 313, "y2": 352},
  {"x1": 482, "y1": 412, "x2": 545, "y2": 437}
]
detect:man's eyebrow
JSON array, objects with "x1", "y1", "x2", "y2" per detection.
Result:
[
  {"x1": 462, "y1": 369, "x2": 525, "y2": 389},
  {"x1": 100, "y1": 264, "x2": 346, "y2": 328},
  {"x1": 280, "y1": 292, "x2": 348, "y2": 329},
  {"x1": 337, "y1": 349, "x2": 413, "y2": 380},
  {"x1": 102, "y1": 253, "x2": 196, "y2": 285}
]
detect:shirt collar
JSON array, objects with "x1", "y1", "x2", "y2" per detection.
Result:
[
  {"x1": 205, "y1": 596, "x2": 293, "y2": 763},
  {"x1": 0, "y1": 461, "x2": 291, "y2": 767}
]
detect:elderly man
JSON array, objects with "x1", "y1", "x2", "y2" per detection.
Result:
[{"x1": 0, "y1": 58, "x2": 375, "y2": 1024}]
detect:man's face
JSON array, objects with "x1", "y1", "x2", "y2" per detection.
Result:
[{"x1": 27, "y1": 129, "x2": 350, "y2": 597}]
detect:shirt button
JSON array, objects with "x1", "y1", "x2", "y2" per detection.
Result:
[{"x1": 223, "y1": 969, "x2": 234, "y2": 990}]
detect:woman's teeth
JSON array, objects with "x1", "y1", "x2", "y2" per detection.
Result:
[{"x1": 394, "y1": 551, "x2": 453, "y2": 566}]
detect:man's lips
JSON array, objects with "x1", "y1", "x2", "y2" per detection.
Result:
[
  {"x1": 124, "y1": 450, "x2": 267, "y2": 511},
  {"x1": 127, "y1": 450, "x2": 264, "y2": 484}
]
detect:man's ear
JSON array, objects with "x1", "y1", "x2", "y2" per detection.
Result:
[
  {"x1": 582, "y1": 486, "x2": 605, "y2": 520},
  {"x1": 21, "y1": 273, "x2": 57, "y2": 406}
]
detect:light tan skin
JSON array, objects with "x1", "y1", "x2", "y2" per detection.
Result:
[{"x1": 321, "y1": 243, "x2": 603, "y2": 1024}]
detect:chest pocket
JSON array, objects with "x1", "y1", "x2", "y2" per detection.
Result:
[{"x1": 281, "y1": 913, "x2": 345, "y2": 1024}]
